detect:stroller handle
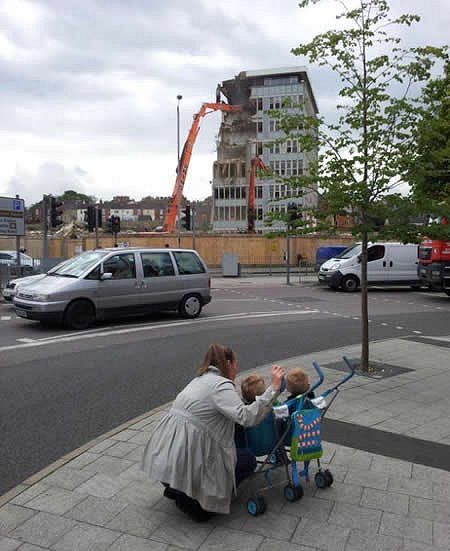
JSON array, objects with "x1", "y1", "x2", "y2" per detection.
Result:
[
  {"x1": 338, "y1": 356, "x2": 356, "y2": 387},
  {"x1": 311, "y1": 361, "x2": 325, "y2": 392}
]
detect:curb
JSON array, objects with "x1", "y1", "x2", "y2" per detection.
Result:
[{"x1": 0, "y1": 401, "x2": 171, "y2": 508}]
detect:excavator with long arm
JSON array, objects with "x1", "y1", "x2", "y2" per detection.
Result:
[{"x1": 163, "y1": 102, "x2": 242, "y2": 233}]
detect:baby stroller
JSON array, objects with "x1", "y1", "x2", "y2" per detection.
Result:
[{"x1": 244, "y1": 356, "x2": 355, "y2": 516}]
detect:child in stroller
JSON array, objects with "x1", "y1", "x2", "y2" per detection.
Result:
[{"x1": 243, "y1": 357, "x2": 355, "y2": 516}]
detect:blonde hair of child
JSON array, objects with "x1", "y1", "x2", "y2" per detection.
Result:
[
  {"x1": 241, "y1": 374, "x2": 266, "y2": 403},
  {"x1": 286, "y1": 368, "x2": 310, "y2": 396}
]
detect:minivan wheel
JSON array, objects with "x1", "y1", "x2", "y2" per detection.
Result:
[
  {"x1": 64, "y1": 299, "x2": 95, "y2": 330},
  {"x1": 179, "y1": 294, "x2": 202, "y2": 319},
  {"x1": 341, "y1": 275, "x2": 359, "y2": 292}
]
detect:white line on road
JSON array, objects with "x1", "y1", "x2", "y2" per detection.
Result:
[
  {"x1": 16, "y1": 338, "x2": 36, "y2": 343},
  {"x1": 396, "y1": 326, "x2": 404, "y2": 330},
  {"x1": 0, "y1": 309, "x2": 321, "y2": 353},
  {"x1": 413, "y1": 330, "x2": 422, "y2": 334},
  {"x1": 1, "y1": 316, "x2": 11, "y2": 320},
  {"x1": 381, "y1": 322, "x2": 389, "y2": 326}
]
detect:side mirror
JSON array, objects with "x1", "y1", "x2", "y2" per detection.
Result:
[
  {"x1": 357, "y1": 255, "x2": 362, "y2": 264},
  {"x1": 100, "y1": 272, "x2": 113, "y2": 281}
]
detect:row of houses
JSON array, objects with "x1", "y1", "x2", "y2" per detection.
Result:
[{"x1": 26, "y1": 196, "x2": 213, "y2": 230}]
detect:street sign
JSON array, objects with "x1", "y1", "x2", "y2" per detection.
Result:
[{"x1": 0, "y1": 196, "x2": 25, "y2": 236}]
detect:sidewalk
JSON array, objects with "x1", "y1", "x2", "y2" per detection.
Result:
[{"x1": 1, "y1": 337, "x2": 449, "y2": 550}]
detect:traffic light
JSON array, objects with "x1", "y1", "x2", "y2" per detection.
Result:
[
  {"x1": 50, "y1": 197, "x2": 64, "y2": 228},
  {"x1": 111, "y1": 216, "x2": 121, "y2": 234},
  {"x1": 181, "y1": 204, "x2": 191, "y2": 231},
  {"x1": 86, "y1": 206, "x2": 103, "y2": 232}
]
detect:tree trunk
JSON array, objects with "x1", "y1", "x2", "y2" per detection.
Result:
[{"x1": 360, "y1": 230, "x2": 369, "y2": 372}]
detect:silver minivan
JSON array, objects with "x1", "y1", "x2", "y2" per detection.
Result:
[{"x1": 13, "y1": 248, "x2": 211, "y2": 329}]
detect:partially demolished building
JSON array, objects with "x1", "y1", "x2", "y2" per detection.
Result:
[{"x1": 212, "y1": 67, "x2": 319, "y2": 232}]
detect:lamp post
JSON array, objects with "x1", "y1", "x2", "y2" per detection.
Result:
[{"x1": 176, "y1": 94, "x2": 182, "y2": 247}]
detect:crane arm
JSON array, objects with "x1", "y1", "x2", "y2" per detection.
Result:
[
  {"x1": 248, "y1": 156, "x2": 269, "y2": 233},
  {"x1": 164, "y1": 102, "x2": 242, "y2": 232}
]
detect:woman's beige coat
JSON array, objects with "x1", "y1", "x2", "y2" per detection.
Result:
[{"x1": 142, "y1": 366, "x2": 279, "y2": 513}]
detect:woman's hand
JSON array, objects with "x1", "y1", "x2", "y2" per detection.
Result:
[{"x1": 271, "y1": 365, "x2": 285, "y2": 391}]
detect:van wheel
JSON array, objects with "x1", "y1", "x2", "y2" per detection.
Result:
[
  {"x1": 341, "y1": 275, "x2": 359, "y2": 292},
  {"x1": 64, "y1": 299, "x2": 95, "y2": 330},
  {"x1": 179, "y1": 294, "x2": 202, "y2": 319}
]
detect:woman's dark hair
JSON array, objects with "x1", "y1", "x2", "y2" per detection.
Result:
[{"x1": 197, "y1": 343, "x2": 236, "y2": 378}]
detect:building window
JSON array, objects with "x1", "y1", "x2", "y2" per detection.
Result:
[
  {"x1": 280, "y1": 160, "x2": 286, "y2": 176},
  {"x1": 256, "y1": 142, "x2": 263, "y2": 156},
  {"x1": 230, "y1": 187, "x2": 235, "y2": 199},
  {"x1": 219, "y1": 188, "x2": 224, "y2": 199},
  {"x1": 257, "y1": 120, "x2": 263, "y2": 133},
  {"x1": 214, "y1": 188, "x2": 218, "y2": 199},
  {"x1": 241, "y1": 187, "x2": 246, "y2": 199},
  {"x1": 269, "y1": 119, "x2": 278, "y2": 132},
  {"x1": 257, "y1": 97, "x2": 263, "y2": 111},
  {"x1": 236, "y1": 187, "x2": 241, "y2": 199},
  {"x1": 257, "y1": 207, "x2": 263, "y2": 221},
  {"x1": 241, "y1": 163, "x2": 246, "y2": 177},
  {"x1": 224, "y1": 187, "x2": 229, "y2": 199},
  {"x1": 241, "y1": 206, "x2": 247, "y2": 220},
  {"x1": 256, "y1": 186, "x2": 263, "y2": 199}
]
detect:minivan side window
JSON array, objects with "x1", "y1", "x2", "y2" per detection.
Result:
[
  {"x1": 141, "y1": 252, "x2": 175, "y2": 277},
  {"x1": 367, "y1": 245, "x2": 385, "y2": 262},
  {"x1": 103, "y1": 254, "x2": 136, "y2": 279},
  {"x1": 173, "y1": 251, "x2": 205, "y2": 275}
]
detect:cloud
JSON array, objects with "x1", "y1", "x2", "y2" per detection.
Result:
[
  {"x1": 0, "y1": 0, "x2": 448, "y2": 207},
  {"x1": 4, "y1": 162, "x2": 93, "y2": 205}
]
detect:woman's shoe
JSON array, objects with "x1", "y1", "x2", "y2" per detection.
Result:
[{"x1": 175, "y1": 494, "x2": 215, "y2": 522}]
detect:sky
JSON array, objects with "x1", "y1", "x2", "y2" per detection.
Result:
[{"x1": 0, "y1": 0, "x2": 448, "y2": 207}]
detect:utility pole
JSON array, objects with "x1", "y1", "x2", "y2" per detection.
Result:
[{"x1": 176, "y1": 94, "x2": 182, "y2": 247}]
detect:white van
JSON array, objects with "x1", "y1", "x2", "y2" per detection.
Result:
[{"x1": 318, "y1": 242, "x2": 420, "y2": 291}]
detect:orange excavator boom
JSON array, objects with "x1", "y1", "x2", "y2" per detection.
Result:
[{"x1": 163, "y1": 102, "x2": 242, "y2": 232}]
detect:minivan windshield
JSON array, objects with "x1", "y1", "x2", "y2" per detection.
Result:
[
  {"x1": 49, "y1": 251, "x2": 108, "y2": 278},
  {"x1": 335, "y1": 244, "x2": 361, "y2": 259}
]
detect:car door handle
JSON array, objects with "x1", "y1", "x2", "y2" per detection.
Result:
[
  {"x1": 383, "y1": 261, "x2": 386, "y2": 267},
  {"x1": 390, "y1": 261, "x2": 393, "y2": 267}
]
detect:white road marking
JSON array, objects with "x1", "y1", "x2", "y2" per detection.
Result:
[
  {"x1": 0, "y1": 310, "x2": 321, "y2": 353},
  {"x1": 413, "y1": 330, "x2": 422, "y2": 334},
  {"x1": 213, "y1": 299, "x2": 258, "y2": 302},
  {"x1": 396, "y1": 326, "x2": 404, "y2": 330},
  {"x1": 1, "y1": 316, "x2": 11, "y2": 320},
  {"x1": 381, "y1": 322, "x2": 388, "y2": 326},
  {"x1": 16, "y1": 338, "x2": 36, "y2": 343},
  {"x1": 352, "y1": 317, "x2": 359, "y2": 320}
]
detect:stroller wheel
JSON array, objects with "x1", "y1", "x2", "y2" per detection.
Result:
[
  {"x1": 315, "y1": 471, "x2": 329, "y2": 489},
  {"x1": 247, "y1": 495, "x2": 266, "y2": 516},
  {"x1": 284, "y1": 483, "x2": 304, "y2": 502},
  {"x1": 324, "y1": 469, "x2": 334, "y2": 487}
]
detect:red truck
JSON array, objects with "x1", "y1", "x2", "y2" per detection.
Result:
[{"x1": 418, "y1": 238, "x2": 450, "y2": 295}]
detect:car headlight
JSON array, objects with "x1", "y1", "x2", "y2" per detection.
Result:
[
  {"x1": 32, "y1": 293, "x2": 51, "y2": 301},
  {"x1": 329, "y1": 262, "x2": 340, "y2": 271}
]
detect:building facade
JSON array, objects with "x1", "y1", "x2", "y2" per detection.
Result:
[{"x1": 212, "y1": 67, "x2": 319, "y2": 232}]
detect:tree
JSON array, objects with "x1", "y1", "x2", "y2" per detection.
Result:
[
  {"x1": 409, "y1": 64, "x2": 450, "y2": 235},
  {"x1": 278, "y1": 0, "x2": 447, "y2": 370}
]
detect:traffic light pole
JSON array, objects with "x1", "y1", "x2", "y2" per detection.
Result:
[
  {"x1": 95, "y1": 205, "x2": 99, "y2": 248},
  {"x1": 192, "y1": 205, "x2": 196, "y2": 250},
  {"x1": 286, "y1": 227, "x2": 291, "y2": 285},
  {"x1": 42, "y1": 194, "x2": 49, "y2": 271}
]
